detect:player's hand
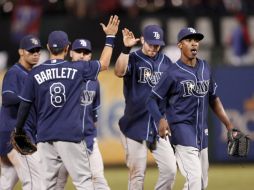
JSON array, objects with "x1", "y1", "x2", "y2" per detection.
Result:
[
  {"x1": 122, "y1": 28, "x2": 140, "y2": 47},
  {"x1": 100, "y1": 15, "x2": 120, "y2": 36},
  {"x1": 158, "y1": 118, "x2": 171, "y2": 139}
]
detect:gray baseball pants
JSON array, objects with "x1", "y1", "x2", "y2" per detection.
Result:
[
  {"x1": 175, "y1": 145, "x2": 208, "y2": 190},
  {"x1": 37, "y1": 140, "x2": 94, "y2": 190},
  {"x1": 121, "y1": 133, "x2": 177, "y2": 190}
]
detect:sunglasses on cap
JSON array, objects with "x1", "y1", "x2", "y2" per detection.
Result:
[
  {"x1": 27, "y1": 48, "x2": 41, "y2": 54},
  {"x1": 74, "y1": 49, "x2": 91, "y2": 55}
]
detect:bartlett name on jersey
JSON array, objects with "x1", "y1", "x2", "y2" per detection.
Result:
[{"x1": 34, "y1": 67, "x2": 78, "y2": 85}]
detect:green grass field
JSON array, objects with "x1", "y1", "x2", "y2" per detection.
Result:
[{"x1": 14, "y1": 164, "x2": 254, "y2": 190}]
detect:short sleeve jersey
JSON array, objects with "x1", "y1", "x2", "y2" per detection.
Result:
[
  {"x1": 20, "y1": 59, "x2": 100, "y2": 143},
  {"x1": 0, "y1": 63, "x2": 29, "y2": 155},
  {"x1": 151, "y1": 58, "x2": 217, "y2": 149},
  {"x1": 119, "y1": 49, "x2": 173, "y2": 142},
  {"x1": 81, "y1": 79, "x2": 100, "y2": 152},
  {"x1": 0, "y1": 63, "x2": 28, "y2": 131}
]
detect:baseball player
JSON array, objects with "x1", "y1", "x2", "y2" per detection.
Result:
[
  {"x1": 55, "y1": 39, "x2": 110, "y2": 190},
  {"x1": 13, "y1": 15, "x2": 119, "y2": 190},
  {"x1": 114, "y1": 25, "x2": 177, "y2": 190},
  {"x1": 146, "y1": 27, "x2": 234, "y2": 190},
  {"x1": 0, "y1": 35, "x2": 42, "y2": 190}
]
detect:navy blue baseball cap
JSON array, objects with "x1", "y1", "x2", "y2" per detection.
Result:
[
  {"x1": 143, "y1": 25, "x2": 165, "y2": 46},
  {"x1": 177, "y1": 27, "x2": 204, "y2": 42},
  {"x1": 19, "y1": 34, "x2": 41, "y2": 51},
  {"x1": 48, "y1": 30, "x2": 70, "y2": 49},
  {"x1": 71, "y1": 39, "x2": 92, "y2": 52}
]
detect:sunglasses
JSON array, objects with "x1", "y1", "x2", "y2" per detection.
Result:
[
  {"x1": 27, "y1": 48, "x2": 41, "y2": 54},
  {"x1": 74, "y1": 49, "x2": 91, "y2": 55}
]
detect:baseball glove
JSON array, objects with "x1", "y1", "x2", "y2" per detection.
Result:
[
  {"x1": 227, "y1": 128, "x2": 250, "y2": 157},
  {"x1": 11, "y1": 130, "x2": 37, "y2": 155}
]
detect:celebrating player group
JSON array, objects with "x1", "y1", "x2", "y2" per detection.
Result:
[{"x1": 0, "y1": 14, "x2": 249, "y2": 190}]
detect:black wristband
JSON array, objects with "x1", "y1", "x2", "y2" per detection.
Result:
[
  {"x1": 122, "y1": 46, "x2": 131, "y2": 54},
  {"x1": 105, "y1": 35, "x2": 115, "y2": 48}
]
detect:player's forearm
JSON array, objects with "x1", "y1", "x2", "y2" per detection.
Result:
[
  {"x1": 99, "y1": 45, "x2": 113, "y2": 71},
  {"x1": 16, "y1": 101, "x2": 32, "y2": 133},
  {"x1": 99, "y1": 15, "x2": 120, "y2": 71},
  {"x1": 114, "y1": 53, "x2": 129, "y2": 77},
  {"x1": 211, "y1": 97, "x2": 233, "y2": 130}
]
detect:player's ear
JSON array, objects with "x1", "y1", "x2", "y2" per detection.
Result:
[
  {"x1": 70, "y1": 50, "x2": 73, "y2": 58},
  {"x1": 46, "y1": 44, "x2": 50, "y2": 51},
  {"x1": 140, "y1": 36, "x2": 144, "y2": 45},
  {"x1": 18, "y1": 49, "x2": 24, "y2": 56},
  {"x1": 64, "y1": 45, "x2": 69, "y2": 56},
  {"x1": 177, "y1": 42, "x2": 182, "y2": 49}
]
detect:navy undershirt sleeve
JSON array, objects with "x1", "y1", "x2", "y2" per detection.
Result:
[{"x1": 16, "y1": 101, "x2": 32, "y2": 133}]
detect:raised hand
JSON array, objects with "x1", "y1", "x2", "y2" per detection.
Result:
[
  {"x1": 100, "y1": 15, "x2": 120, "y2": 36},
  {"x1": 122, "y1": 28, "x2": 140, "y2": 47}
]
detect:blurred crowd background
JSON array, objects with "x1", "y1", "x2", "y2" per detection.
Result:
[
  {"x1": 0, "y1": 0, "x2": 254, "y2": 164},
  {"x1": 0, "y1": 0, "x2": 254, "y2": 69},
  {"x1": 1, "y1": 0, "x2": 254, "y2": 18}
]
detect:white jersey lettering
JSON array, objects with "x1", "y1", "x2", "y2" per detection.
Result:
[
  {"x1": 41, "y1": 72, "x2": 48, "y2": 82},
  {"x1": 81, "y1": 90, "x2": 95, "y2": 106},
  {"x1": 51, "y1": 68, "x2": 56, "y2": 78},
  {"x1": 181, "y1": 80, "x2": 210, "y2": 97},
  {"x1": 34, "y1": 68, "x2": 78, "y2": 85},
  {"x1": 34, "y1": 74, "x2": 43, "y2": 84},
  {"x1": 138, "y1": 67, "x2": 162, "y2": 87},
  {"x1": 46, "y1": 69, "x2": 53, "y2": 80}
]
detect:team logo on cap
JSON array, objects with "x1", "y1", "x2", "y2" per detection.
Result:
[
  {"x1": 153, "y1": 32, "x2": 160, "y2": 39},
  {"x1": 188, "y1": 28, "x2": 197, "y2": 34},
  {"x1": 31, "y1": 38, "x2": 39, "y2": 45},
  {"x1": 80, "y1": 40, "x2": 87, "y2": 47}
]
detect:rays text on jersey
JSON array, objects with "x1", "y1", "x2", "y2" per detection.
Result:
[
  {"x1": 181, "y1": 80, "x2": 210, "y2": 97},
  {"x1": 138, "y1": 67, "x2": 162, "y2": 87}
]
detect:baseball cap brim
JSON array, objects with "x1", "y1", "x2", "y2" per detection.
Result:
[
  {"x1": 73, "y1": 48, "x2": 91, "y2": 52},
  {"x1": 145, "y1": 40, "x2": 165, "y2": 46},
  {"x1": 25, "y1": 44, "x2": 42, "y2": 51},
  {"x1": 179, "y1": 33, "x2": 204, "y2": 42}
]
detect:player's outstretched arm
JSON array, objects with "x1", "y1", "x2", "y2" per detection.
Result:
[
  {"x1": 211, "y1": 97, "x2": 250, "y2": 157},
  {"x1": 114, "y1": 28, "x2": 140, "y2": 77},
  {"x1": 99, "y1": 15, "x2": 120, "y2": 71},
  {"x1": 210, "y1": 97, "x2": 233, "y2": 131}
]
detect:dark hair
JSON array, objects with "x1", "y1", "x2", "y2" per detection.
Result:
[{"x1": 49, "y1": 47, "x2": 65, "y2": 55}]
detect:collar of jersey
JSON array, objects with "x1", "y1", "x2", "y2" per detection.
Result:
[
  {"x1": 42, "y1": 59, "x2": 67, "y2": 65},
  {"x1": 176, "y1": 59, "x2": 200, "y2": 70},
  {"x1": 15, "y1": 62, "x2": 29, "y2": 74}
]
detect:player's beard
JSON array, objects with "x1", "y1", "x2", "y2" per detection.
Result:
[{"x1": 147, "y1": 50, "x2": 158, "y2": 58}]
